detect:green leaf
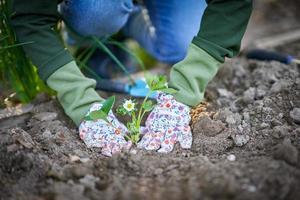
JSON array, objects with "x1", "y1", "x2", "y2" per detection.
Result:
[
  {"x1": 116, "y1": 106, "x2": 127, "y2": 116},
  {"x1": 142, "y1": 100, "x2": 154, "y2": 112},
  {"x1": 152, "y1": 75, "x2": 167, "y2": 90},
  {"x1": 85, "y1": 110, "x2": 108, "y2": 121},
  {"x1": 101, "y1": 96, "x2": 115, "y2": 115},
  {"x1": 145, "y1": 73, "x2": 169, "y2": 91},
  {"x1": 159, "y1": 88, "x2": 178, "y2": 94},
  {"x1": 83, "y1": 96, "x2": 115, "y2": 121},
  {"x1": 145, "y1": 72, "x2": 156, "y2": 90},
  {"x1": 83, "y1": 115, "x2": 92, "y2": 121}
]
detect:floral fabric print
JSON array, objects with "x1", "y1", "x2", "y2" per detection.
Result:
[
  {"x1": 79, "y1": 103, "x2": 132, "y2": 157},
  {"x1": 138, "y1": 92, "x2": 192, "y2": 153}
]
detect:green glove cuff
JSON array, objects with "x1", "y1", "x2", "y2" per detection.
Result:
[
  {"x1": 46, "y1": 61, "x2": 104, "y2": 126},
  {"x1": 170, "y1": 43, "x2": 221, "y2": 107}
]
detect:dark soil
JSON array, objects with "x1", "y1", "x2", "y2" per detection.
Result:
[{"x1": 1, "y1": 54, "x2": 300, "y2": 200}]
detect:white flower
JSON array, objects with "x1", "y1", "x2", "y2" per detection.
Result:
[{"x1": 123, "y1": 100, "x2": 135, "y2": 112}]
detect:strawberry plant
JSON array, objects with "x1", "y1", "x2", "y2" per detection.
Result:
[{"x1": 84, "y1": 73, "x2": 177, "y2": 144}]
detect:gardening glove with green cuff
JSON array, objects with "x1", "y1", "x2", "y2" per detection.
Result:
[
  {"x1": 79, "y1": 103, "x2": 132, "y2": 157},
  {"x1": 47, "y1": 61, "x2": 131, "y2": 156},
  {"x1": 138, "y1": 44, "x2": 221, "y2": 153},
  {"x1": 138, "y1": 92, "x2": 192, "y2": 153}
]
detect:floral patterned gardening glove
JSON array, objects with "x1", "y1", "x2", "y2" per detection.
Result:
[
  {"x1": 138, "y1": 92, "x2": 192, "y2": 153},
  {"x1": 79, "y1": 103, "x2": 132, "y2": 157}
]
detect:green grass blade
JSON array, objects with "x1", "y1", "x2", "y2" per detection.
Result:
[
  {"x1": 107, "y1": 40, "x2": 145, "y2": 71},
  {"x1": 0, "y1": 41, "x2": 34, "y2": 50},
  {"x1": 91, "y1": 36, "x2": 135, "y2": 84}
]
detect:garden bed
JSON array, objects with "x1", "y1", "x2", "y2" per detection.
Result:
[{"x1": 1, "y1": 54, "x2": 300, "y2": 200}]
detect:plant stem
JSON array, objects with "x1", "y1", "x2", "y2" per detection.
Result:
[
  {"x1": 137, "y1": 91, "x2": 152, "y2": 126},
  {"x1": 140, "y1": 109, "x2": 148, "y2": 124},
  {"x1": 132, "y1": 111, "x2": 137, "y2": 123},
  {"x1": 126, "y1": 90, "x2": 153, "y2": 144}
]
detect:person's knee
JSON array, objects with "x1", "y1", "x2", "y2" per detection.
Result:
[
  {"x1": 60, "y1": 0, "x2": 133, "y2": 37},
  {"x1": 153, "y1": 37, "x2": 189, "y2": 63}
]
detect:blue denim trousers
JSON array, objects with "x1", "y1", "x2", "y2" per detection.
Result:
[{"x1": 61, "y1": 0, "x2": 207, "y2": 63}]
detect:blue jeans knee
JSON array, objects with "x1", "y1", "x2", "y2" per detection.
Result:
[
  {"x1": 60, "y1": 0, "x2": 134, "y2": 37},
  {"x1": 123, "y1": 0, "x2": 207, "y2": 63},
  {"x1": 151, "y1": 38, "x2": 190, "y2": 63}
]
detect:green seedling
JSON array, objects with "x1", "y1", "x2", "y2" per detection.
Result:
[
  {"x1": 85, "y1": 73, "x2": 176, "y2": 144},
  {"x1": 117, "y1": 73, "x2": 176, "y2": 143}
]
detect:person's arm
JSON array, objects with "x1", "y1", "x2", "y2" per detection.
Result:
[
  {"x1": 10, "y1": 0, "x2": 73, "y2": 81},
  {"x1": 10, "y1": 0, "x2": 103, "y2": 125},
  {"x1": 138, "y1": 0, "x2": 253, "y2": 153},
  {"x1": 10, "y1": 0, "x2": 133, "y2": 156},
  {"x1": 170, "y1": 0, "x2": 253, "y2": 107},
  {"x1": 192, "y1": 0, "x2": 253, "y2": 62}
]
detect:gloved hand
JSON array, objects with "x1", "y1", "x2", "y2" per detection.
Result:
[
  {"x1": 169, "y1": 43, "x2": 221, "y2": 107},
  {"x1": 137, "y1": 44, "x2": 222, "y2": 153},
  {"x1": 47, "y1": 61, "x2": 131, "y2": 156},
  {"x1": 138, "y1": 92, "x2": 192, "y2": 153},
  {"x1": 79, "y1": 103, "x2": 132, "y2": 157}
]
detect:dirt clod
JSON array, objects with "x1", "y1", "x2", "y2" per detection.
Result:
[
  {"x1": 79, "y1": 174, "x2": 100, "y2": 189},
  {"x1": 231, "y1": 134, "x2": 250, "y2": 147},
  {"x1": 243, "y1": 87, "x2": 256, "y2": 104},
  {"x1": 289, "y1": 108, "x2": 300, "y2": 124},
  {"x1": 270, "y1": 80, "x2": 290, "y2": 94},
  {"x1": 273, "y1": 138, "x2": 298, "y2": 165},
  {"x1": 193, "y1": 115, "x2": 225, "y2": 137},
  {"x1": 10, "y1": 128, "x2": 35, "y2": 149}
]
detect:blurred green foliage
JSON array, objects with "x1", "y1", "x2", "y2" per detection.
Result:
[
  {"x1": 0, "y1": 0, "x2": 153, "y2": 105},
  {"x1": 0, "y1": 0, "x2": 52, "y2": 104}
]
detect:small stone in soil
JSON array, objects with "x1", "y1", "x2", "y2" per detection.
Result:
[
  {"x1": 242, "y1": 87, "x2": 256, "y2": 104},
  {"x1": 227, "y1": 113, "x2": 242, "y2": 126},
  {"x1": 232, "y1": 134, "x2": 250, "y2": 147},
  {"x1": 154, "y1": 168, "x2": 164, "y2": 175},
  {"x1": 289, "y1": 108, "x2": 300, "y2": 124},
  {"x1": 80, "y1": 158, "x2": 90, "y2": 163},
  {"x1": 247, "y1": 185, "x2": 257, "y2": 192},
  {"x1": 259, "y1": 122, "x2": 269, "y2": 130},
  {"x1": 79, "y1": 174, "x2": 100, "y2": 189},
  {"x1": 33, "y1": 112, "x2": 58, "y2": 121},
  {"x1": 227, "y1": 154, "x2": 236, "y2": 161},
  {"x1": 217, "y1": 88, "x2": 235, "y2": 98},
  {"x1": 272, "y1": 125, "x2": 290, "y2": 139},
  {"x1": 270, "y1": 80, "x2": 290, "y2": 94},
  {"x1": 130, "y1": 149, "x2": 137, "y2": 154},
  {"x1": 256, "y1": 88, "x2": 266, "y2": 99},
  {"x1": 69, "y1": 155, "x2": 81, "y2": 162},
  {"x1": 70, "y1": 165, "x2": 91, "y2": 178}
]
